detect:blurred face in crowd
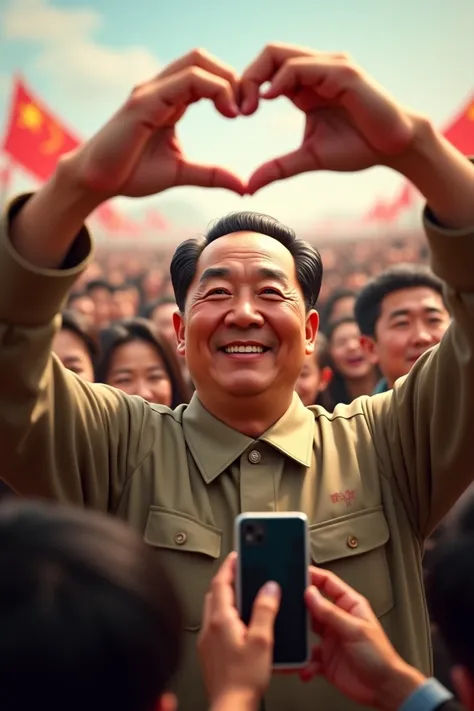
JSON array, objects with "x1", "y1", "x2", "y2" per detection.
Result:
[
  {"x1": 365, "y1": 287, "x2": 450, "y2": 387},
  {"x1": 329, "y1": 321, "x2": 372, "y2": 380},
  {"x1": 175, "y1": 233, "x2": 318, "y2": 411},
  {"x1": 295, "y1": 352, "x2": 332, "y2": 406},
  {"x1": 52, "y1": 329, "x2": 95, "y2": 382},
  {"x1": 112, "y1": 288, "x2": 137, "y2": 321},
  {"x1": 151, "y1": 302, "x2": 178, "y2": 348},
  {"x1": 89, "y1": 286, "x2": 113, "y2": 327},
  {"x1": 105, "y1": 340, "x2": 173, "y2": 406},
  {"x1": 329, "y1": 295, "x2": 356, "y2": 322},
  {"x1": 68, "y1": 295, "x2": 95, "y2": 327}
]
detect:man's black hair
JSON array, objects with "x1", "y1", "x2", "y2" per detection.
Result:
[
  {"x1": 142, "y1": 295, "x2": 177, "y2": 320},
  {"x1": 320, "y1": 288, "x2": 357, "y2": 331},
  {"x1": 85, "y1": 279, "x2": 113, "y2": 294},
  {"x1": 0, "y1": 499, "x2": 182, "y2": 711},
  {"x1": 170, "y1": 212, "x2": 323, "y2": 312},
  {"x1": 427, "y1": 532, "x2": 474, "y2": 677},
  {"x1": 354, "y1": 263, "x2": 445, "y2": 338}
]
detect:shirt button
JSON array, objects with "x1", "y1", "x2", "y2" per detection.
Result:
[
  {"x1": 347, "y1": 535, "x2": 358, "y2": 549},
  {"x1": 248, "y1": 450, "x2": 262, "y2": 464},
  {"x1": 175, "y1": 532, "x2": 187, "y2": 545}
]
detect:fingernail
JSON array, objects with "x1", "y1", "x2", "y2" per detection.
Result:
[
  {"x1": 241, "y1": 99, "x2": 252, "y2": 114},
  {"x1": 262, "y1": 581, "x2": 280, "y2": 597},
  {"x1": 308, "y1": 586, "x2": 320, "y2": 602}
]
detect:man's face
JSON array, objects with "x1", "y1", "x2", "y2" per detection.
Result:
[
  {"x1": 152, "y1": 302, "x2": 179, "y2": 348},
  {"x1": 174, "y1": 232, "x2": 318, "y2": 405},
  {"x1": 367, "y1": 286, "x2": 450, "y2": 386}
]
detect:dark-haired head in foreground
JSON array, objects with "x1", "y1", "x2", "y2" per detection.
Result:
[
  {"x1": 354, "y1": 263, "x2": 450, "y2": 389},
  {"x1": 169, "y1": 212, "x2": 322, "y2": 427},
  {"x1": 0, "y1": 499, "x2": 182, "y2": 711},
  {"x1": 427, "y1": 528, "x2": 474, "y2": 710}
]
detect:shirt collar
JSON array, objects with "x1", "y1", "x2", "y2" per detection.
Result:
[{"x1": 182, "y1": 392, "x2": 315, "y2": 484}]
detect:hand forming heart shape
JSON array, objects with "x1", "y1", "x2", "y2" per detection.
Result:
[{"x1": 69, "y1": 44, "x2": 420, "y2": 203}]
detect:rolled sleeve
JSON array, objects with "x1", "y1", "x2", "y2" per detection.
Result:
[{"x1": 0, "y1": 193, "x2": 92, "y2": 325}]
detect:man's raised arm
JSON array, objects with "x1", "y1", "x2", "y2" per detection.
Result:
[
  {"x1": 239, "y1": 43, "x2": 474, "y2": 536},
  {"x1": 0, "y1": 49, "x2": 244, "y2": 506}
]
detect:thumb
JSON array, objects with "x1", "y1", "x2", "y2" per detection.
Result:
[
  {"x1": 305, "y1": 586, "x2": 363, "y2": 640},
  {"x1": 247, "y1": 581, "x2": 281, "y2": 649},
  {"x1": 177, "y1": 160, "x2": 247, "y2": 195},
  {"x1": 247, "y1": 147, "x2": 317, "y2": 195}
]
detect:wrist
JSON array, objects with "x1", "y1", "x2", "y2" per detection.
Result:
[
  {"x1": 374, "y1": 661, "x2": 426, "y2": 711},
  {"x1": 210, "y1": 687, "x2": 261, "y2": 711},
  {"x1": 384, "y1": 113, "x2": 439, "y2": 181},
  {"x1": 54, "y1": 154, "x2": 108, "y2": 217}
]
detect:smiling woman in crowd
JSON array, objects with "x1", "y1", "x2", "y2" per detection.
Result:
[
  {"x1": 52, "y1": 310, "x2": 98, "y2": 383},
  {"x1": 96, "y1": 318, "x2": 190, "y2": 407},
  {"x1": 325, "y1": 316, "x2": 378, "y2": 406}
]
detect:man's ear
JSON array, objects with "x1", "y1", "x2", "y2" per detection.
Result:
[
  {"x1": 451, "y1": 665, "x2": 474, "y2": 710},
  {"x1": 305, "y1": 310, "x2": 320, "y2": 356},
  {"x1": 360, "y1": 334, "x2": 379, "y2": 366},
  {"x1": 173, "y1": 311, "x2": 186, "y2": 357}
]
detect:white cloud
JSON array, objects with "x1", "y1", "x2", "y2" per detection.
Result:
[{"x1": 0, "y1": 0, "x2": 161, "y2": 96}]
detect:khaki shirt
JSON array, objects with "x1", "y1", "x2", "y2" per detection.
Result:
[{"x1": 1, "y1": 195, "x2": 474, "y2": 711}]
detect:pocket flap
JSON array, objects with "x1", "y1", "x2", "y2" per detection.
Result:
[
  {"x1": 144, "y1": 508, "x2": 221, "y2": 559},
  {"x1": 310, "y1": 507, "x2": 389, "y2": 565}
]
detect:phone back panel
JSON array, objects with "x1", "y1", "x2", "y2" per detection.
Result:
[{"x1": 235, "y1": 512, "x2": 309, "y2": 667}]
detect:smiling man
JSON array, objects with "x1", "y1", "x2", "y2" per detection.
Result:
[
  {"x1": 1, "y1": 44, "x2": 474, "y2": 711},
  {"x1": 355, "y1": 264, "x2": 451, "y2": 393}
]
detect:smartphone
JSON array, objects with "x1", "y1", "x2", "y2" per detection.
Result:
[{"x1": 234, "y1": 512, "x2": 310, "y2": 669}]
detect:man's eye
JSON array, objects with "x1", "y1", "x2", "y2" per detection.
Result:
[
  {"x1": 204, "y1": 288, "x2": 230, "y2": 297},
  {"x1": 260, "y1": 287, "x2": 283, "y2": 296}
]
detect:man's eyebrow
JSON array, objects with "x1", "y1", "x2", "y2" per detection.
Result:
[
  {"x1": 199, "y1": 267, "x2": 231, "y2": 284},
  {"x1": 257, "y1": 267, "x2": 289, "y2": 287},
  {"x1": 198, "y1": 266, "x2": 290, "y2": 287},
  {"x1": 388, "y1": 306, "x2": 444, "y2": 320}
]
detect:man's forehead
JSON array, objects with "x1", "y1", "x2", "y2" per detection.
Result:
[
  {"x1": 381, "y1": 286, "x2": 445, "y2": 314},
  {"x1": 196, "y1": 231, "x2": 295, "y2": 273}
]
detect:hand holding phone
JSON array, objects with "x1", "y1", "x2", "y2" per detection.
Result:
[{"x1": 197, "y1": 553, "x2": 281, "y2": 709}]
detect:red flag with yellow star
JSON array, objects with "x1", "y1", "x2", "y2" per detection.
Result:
[
  {"x1": 443, "y1": 93, "x2": 474, "y2": 155},
  {"x1": 2, "y1": 77, "x2": 80, "y2": 182}
]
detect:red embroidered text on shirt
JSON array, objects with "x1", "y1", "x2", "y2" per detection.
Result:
[{"x1": 330, "y1": 490, "x2": 356, "y2": 506}]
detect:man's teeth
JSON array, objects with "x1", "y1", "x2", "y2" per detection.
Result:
[{"x1": 224, "y1": 345, "x2": 265, "y2": 354}]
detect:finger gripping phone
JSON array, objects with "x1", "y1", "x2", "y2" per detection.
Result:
[{"x1": 235, "y1": 512, "x2": 310, "y2": 669}]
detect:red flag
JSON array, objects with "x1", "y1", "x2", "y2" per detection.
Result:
[
  {"x1": 94, "y1": 203, "x2": 142, "y2": 237},
  {"x1": 363, "y1": 201, "x2": 397, "y2": 223},
  {"x1": 146, "y1": 209, "x2": 169, "y2": 231},
  {"x1": 393, "y1": 183, "x2": 414, "y2": 209},
  {"x1": 443, "y1": 93, "x2": 474, "y2": 155},
  {"x1": 3, "y1": 77, "x2": 80, "y2": 182},
  {"x1": 94, "y1": 203, "x2": 126, "y2": 232}
]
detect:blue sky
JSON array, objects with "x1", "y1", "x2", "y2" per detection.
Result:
[{"x1": 0, "y1": 0, "x2": 473, "y2": 235}]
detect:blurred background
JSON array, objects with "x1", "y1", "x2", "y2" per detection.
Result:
[{"x1": 0, "y1": 0, "x2": 473, "y2": 305}]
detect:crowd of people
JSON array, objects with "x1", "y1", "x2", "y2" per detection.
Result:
[{"x1": 1, "y1": 41, "x2": 474, "y2": 711}]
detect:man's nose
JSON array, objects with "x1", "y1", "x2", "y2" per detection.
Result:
[
  {"x1": 224, "y1": 297, "x2": 264, "y2": 329},
  {"x1": 411, "y1": 323, "x2": 434, "y2": 346}
]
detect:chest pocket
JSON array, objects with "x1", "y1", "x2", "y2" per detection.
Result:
[
  {"x1": 144, "y1": 507, "x2": 222, "y2": 631},
  {"x1": 310, "y1": 506, "x2": 394, "y2": 618}
]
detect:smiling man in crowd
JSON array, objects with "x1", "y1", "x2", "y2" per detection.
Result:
[
  {"x1": 1, "y1": 43, "x2": 474, "y2": 711},
  {"x1": 355, "y1": 264, "x2": 451, "y2": 393}
]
